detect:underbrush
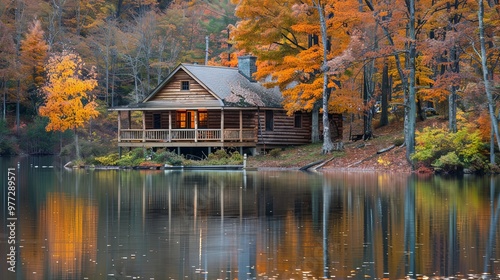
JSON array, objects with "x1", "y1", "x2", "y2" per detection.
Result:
[
  {"x1": 412, "y1": 125, "x2": 489, "y2": 174},
  {"x1": 247, "y1": 143, "x2": 340, "y2": 168},
  {"x1": 91, "y1": 148, "x2": 243, "y2": 167}
]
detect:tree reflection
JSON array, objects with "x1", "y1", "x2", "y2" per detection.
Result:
[{"x1": 42, "y1": 192, "x2": 97, "y2": 279}]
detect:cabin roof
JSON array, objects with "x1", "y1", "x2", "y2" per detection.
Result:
[{"x1": 111, "y1": 63, "x2": 284, "y2": 111}]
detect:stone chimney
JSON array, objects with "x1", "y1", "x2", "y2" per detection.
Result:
[{"x1": 238, "y1": 55, "x2": 257, "y2": 82}]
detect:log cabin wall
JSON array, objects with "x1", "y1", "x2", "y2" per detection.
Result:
[
  {"x1": 207, "y1": 110, "x2": 221, "y2": 128},
  {"x1": 144, "y1": 111, "x2": 170, "y2": 129},
  {"x1": 222, "y1": 110, "x2": 257, "y2": 129},
  {"x1": 256, "y1": 110, "x2": 343, "y2": 146},
  {"x1": 149, "y1": 69, "x2": 216, "y2": 102},
  {"x1": 256, "y1": 110, "x2": 312, "y2": 146}
]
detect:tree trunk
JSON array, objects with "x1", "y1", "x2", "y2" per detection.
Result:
[
  {"x1": 313, "y1": 0, "x2": 334, "y2": 153},
  {"x1": 2, "y1": 77, "x2": 5, "y2": 121},
  {"x1": 417, "y1": 98, "x2": 425, "y2": 121},
  {"x1": 321, "y1": 85, "x2": 334, "y2": 154},
  {"x1": 405, "y1": 0, "x2": 417, "y2": 164},
  {"x1": 311, "y1": 101, "x2": 320, "y2": 143},
  {"x1": 363, "y1": 64, "x2": 374, "y2": 140},
  {"x1": 478, "y1": 0, "x2": 500, "y2": 152},
  {"x1": 16, "y1": 80, "x2": 20, "y2": 134},
  {"x1": 448, "y1": 88, "x2": 457, "y2": 133},
  {"x1": 448, "y1": 44, "x2": 460, "y2": 133},
  {"x1": 491, "y1": 126, "x2": 495, "y2": 164},
  {"x1": 74, "y1": 127, "x2": 81, "y2": 160},
  {"x1": 379, "y1": 62, "x2": 389, "y2": 127}
]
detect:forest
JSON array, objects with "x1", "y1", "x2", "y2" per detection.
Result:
[{"x1": 0, "y1": 0, "x2": 499, "y2": 172}]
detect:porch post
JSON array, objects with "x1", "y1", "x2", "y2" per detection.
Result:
[
  {"x1": 239, "y1": 110, "x2": 243, "y2": 142},
  {"x1": 221, "y1": 109, "x2": 224, "y2": 143},
  {"x1": 117, "y1": 111, "x2": 121, "y2": 143},
  {"x1": 168, "y1": 110, "x2": 172, "y2": 142},
  {"x1": 142, "y1": 111, "x2": 146, "y2": 142},
  {"x1": 127, "y1": 111, "x2": 131, "y2": 129},
  {"x1": 194, "y1": 110, "x2": 198, "y2": 142}
]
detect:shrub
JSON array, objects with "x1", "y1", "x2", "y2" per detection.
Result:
[
  {"x1": 190, "y1": 149, "x2": 244, "y2": 165},
  {"x1": 412, "y1": 126, "x2": 488, "y2": 173},
  {"x1": 152, "y1": 149, "x2": 184, "y2": 166},
  {"x1": 432, "y1": 151, "x2": 463, "y2": 173},
  {"x1": 19, "y1": 117, "x2": 57, "y2": 154},
  {"x1": 230, "y1": 151, "x2": 243, "y2": 162},
  {"x1": 208, "y1": 149, "x2": 229, "y2": 161},
  {"x1": 114, "y1": 148, "x2": 146, "y2": 167},
  {"x1": 269, "y1": 148, "x2": 281, "y2": 158},
  {"x1": 94, "y1": 153, "x2": 120, "y2": 166},
  {"x1": 0, "y1": 120, "x2": 18, "y2": 155}
]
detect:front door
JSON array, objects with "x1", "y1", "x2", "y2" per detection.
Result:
[{"x1": 153, "y1": 113, "x2": 161, "y2": 129}]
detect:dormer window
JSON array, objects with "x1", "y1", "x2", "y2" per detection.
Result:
[{"x1": 181, "y1": 81, "x2": 190, "y2": 91}]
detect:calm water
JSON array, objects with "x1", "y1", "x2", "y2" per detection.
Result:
[{"x1": 1, "y1": 156, "x2": 500, "y2": 279}]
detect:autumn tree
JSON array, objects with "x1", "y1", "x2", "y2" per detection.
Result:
[
  {"x1": 232, "y1": 0, "x2": 361, "y2": 151},
  {"x1": 0, "y1": 22, "x2": 15, "y2": 121},
  {"x1": 19, "y1": 19, "x2": 48, "y2": 114},
  {"x1": 39, "y1": 50, "x2": 99, "y2": 160}
]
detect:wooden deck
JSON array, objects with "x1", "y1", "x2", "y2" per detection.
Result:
[{"x1": 118, "y1": 128, "x2": 257, "y2": 148}]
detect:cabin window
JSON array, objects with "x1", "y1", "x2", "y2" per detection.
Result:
[
  {"x1": 176, "y1": 111, "x2": 187, "y2": 128},
  {"x1": 294, "y1": 113, "x2": 302, "y2": 128},
  {"x1": 153, "y1": 113, "x2": 162, "y2": 129},
  {"x1": 198, "y1": 111, "x2": 208, "y2": 128},
  {"x1": 176, "y1": 111, "x2": 196, "y2": 129},
  {"x1": 265, "y1": 110, "x2": 274, "y2": 131},
  {"x1": 181, "y1": 81, "x2": 190, "y2": 91}
]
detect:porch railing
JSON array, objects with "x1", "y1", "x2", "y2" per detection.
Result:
[{"x1": 119, "y1": 128, "x2": 256, "y2": 143}]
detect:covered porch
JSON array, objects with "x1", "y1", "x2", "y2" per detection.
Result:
[{"x1": 115, "y1": 108, "x2": 258, "y2": 148}]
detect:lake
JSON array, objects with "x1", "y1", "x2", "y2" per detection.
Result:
[{"x1": 1, "y1": 156, "x2": 500, "y2": 279}]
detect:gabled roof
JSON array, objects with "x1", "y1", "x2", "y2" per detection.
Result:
[{"x1": 112, "y1": 63, "x2": 284, "y2": 111}]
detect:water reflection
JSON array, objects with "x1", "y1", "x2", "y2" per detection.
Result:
[{"x1": 1, "y1": 158, "x2": 500, "y2": 279}]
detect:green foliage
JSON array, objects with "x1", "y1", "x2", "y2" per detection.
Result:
[
  {"x1": 116, "y1": 148, "x2": 146, "y2": 166},
  {"x1": 269, "y1": 148, "x2": 281, "y2": 158},
  {"x1": 431, "y1": 152, "x2": 463, "y2": 173},
  {"x1": 0, "y1": 120, "x2": 18, "y2": 155},
  {"x1": 94, "y1": 153, "x2": 120, "y2": 166},
  {"x1": 20, "y1": 117, "x2": 57, "y2": 154},
  {"x1": 187, "y1": 149, "x2": 244, "y2": 166},
  {"x1": 412, "y1": 126, "x2": 488, "y2": 173},
  {"x1": 152, "y1": 149, "x2": 184, "y2": 166}
]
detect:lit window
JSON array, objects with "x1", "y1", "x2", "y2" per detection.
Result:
[
  {"x1": 177, "y1": 111, "x2": 187, "y2": 128},
  {"x1": 198, "y1": 111, "x2": 208, "y2": 128}
]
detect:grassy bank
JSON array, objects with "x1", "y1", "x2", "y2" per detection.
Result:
[{"x1": 246, "y1": 143, "x2": 343, "y2": 169}]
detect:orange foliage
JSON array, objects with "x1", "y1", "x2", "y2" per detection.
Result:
[
  {"x1": 39, "y1": 51, "x2": 99, "y2": 132},
  {"x1": 231, "y1": 0, "x2": 365, "y2": 115},
  {"x1": 20, "y1": 19, "x2": 48, "y2": 88},
  {"x1": 476, "y1": 112, "x2": 492, "y2": 141}
]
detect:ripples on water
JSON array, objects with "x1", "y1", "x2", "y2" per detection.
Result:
[{"x1": 0, "y1": 157, "x2": 500, "y2": 279}]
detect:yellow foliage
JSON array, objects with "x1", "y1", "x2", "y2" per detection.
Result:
[{"x1": 39, "y1": 51, "x2": 99, "y2": 132}]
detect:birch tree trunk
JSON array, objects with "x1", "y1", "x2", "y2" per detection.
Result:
[
  {"x1": 313, "y1": 0, "x2": 335, "y2": 153},
  {"x1": 404, "y1": 0, "x2": 417, "y2": 163},
  {"x1": 478, "y1": 0, "x2": 500, "y2": 153}
]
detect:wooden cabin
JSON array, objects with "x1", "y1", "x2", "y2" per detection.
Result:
[{"x1": 110, "y1": 56, "x2": 342, "y2": 156}]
